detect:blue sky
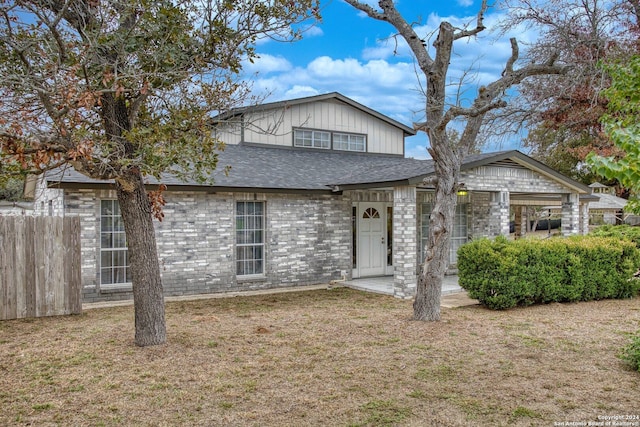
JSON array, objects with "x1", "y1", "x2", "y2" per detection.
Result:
[{"x1": 240, "y1": 0, "x2": 539, "y2": 159}]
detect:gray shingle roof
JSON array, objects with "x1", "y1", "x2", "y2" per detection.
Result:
[
  {"x1": 588, "y1": 192, "x2": 628, "y2": 210},
  {"x1": 47, "y1": 144, "x2": 434, "y2": 191},
  {"x1": 45, "y1": 145, "x2": 587, "y2": 194},
  {"x1": 211, "y1": 144, "x2": 426, "y2": 190},
  {"x1": 328, "y1": 151, "x2": 513, "y2": 187}
]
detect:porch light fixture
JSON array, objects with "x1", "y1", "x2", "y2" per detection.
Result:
[{"x1": 456, "y1": 183, "x2": 468, "y2": 196}]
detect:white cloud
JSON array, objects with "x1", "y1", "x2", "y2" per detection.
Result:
[
  {"x1": 405, "y1": 136, "x2": 431, "y2": 160},
  {"x1": 359, "y1": 10, "x2": 543, "y2": 97},
  {"x1": 305, "y1": 56, "x2": 414, "y2": 88},
  {"x1": 457, "y1": 0, "x2": 475, "y2": 6},
  {"x1": 243, "y1": 7, "x2": 541, "y2": 157},
  {"x1": 243, "y1": 54, "x2": 427, "y2": 151},
  {"x1": 302, "y1": 25, "x2": 324, "y2": 37},
  {"x1": 242, "y1": 54, "x2": 293, "y2": 75},
  {"x1": 284, "y1": 85, "x2": 320, "y2": 98}
]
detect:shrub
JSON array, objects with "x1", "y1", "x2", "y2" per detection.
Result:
[
  {"x1": 620, "y1": 330, "x2": 640, "y2": 372},
  {"x1": 590, "y1": 224, "x2": 640, "y2": 248},
  {"x1": 457, "y1": 236, "x2": 640, "y2": 310}
]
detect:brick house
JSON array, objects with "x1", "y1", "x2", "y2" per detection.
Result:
[{"x1": 27, "y1": 92, "x2": 594, "y2": 302}]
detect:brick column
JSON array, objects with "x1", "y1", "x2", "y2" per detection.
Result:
[
  {"x1": 514, "y1": 206, "x2": 528, "y2": 238},
  {"x1": 562, "y1": 193, "x2": 580, "y2": 236},
  {"x1": 393, "y1": 185, "x2": 417, "y2": 299},
  {"x1": 580, "y1": 202, "x2": 590, "y2": 235},
  {"x1": 489, "y1": 191, "x2": 510, "y2": 236}
]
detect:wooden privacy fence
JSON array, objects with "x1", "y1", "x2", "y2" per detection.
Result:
[{"x1": 0, "y1": 216, "x2": 81, "y2": 320}]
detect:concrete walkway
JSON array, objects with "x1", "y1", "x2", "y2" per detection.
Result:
[
  {"x1": 83, "y1": 284, "x2": 329, "y2": 310},
  {"x1": 83, "y1": 275, "x2": 476, "y2": 311}
]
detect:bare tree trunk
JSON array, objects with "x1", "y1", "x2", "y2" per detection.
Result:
[
  {"x1": 414, "y1": 143, "x2": 461, "y2": 321},
  {"x1": 116, "y1": 170, "x2": 166, "y2": 346}
]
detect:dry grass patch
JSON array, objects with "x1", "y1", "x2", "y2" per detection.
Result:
[{"x1": 0, "y1": 288, "x2": 639, "y2": 426}]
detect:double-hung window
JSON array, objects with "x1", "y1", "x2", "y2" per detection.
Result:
[
  {"x1": 293, "y1": 129, "x2": 330, "y2": 149},
  {"x1": 236, "y1": 201, "x2": 265, "y2": 276},
  {"x1": 333, "y1": 132, "x2": 366, "y2": 152},
  {"x1": 100, "y1": 200, "x2": 131, "y2": 286}
]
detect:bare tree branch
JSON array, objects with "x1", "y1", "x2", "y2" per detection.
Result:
[
  {"x1": 453, "y1": 0, "x2": 488, "y2": 40},
  {"x1": 343, "y1": 0, "x2": 434, "y2": 72}
]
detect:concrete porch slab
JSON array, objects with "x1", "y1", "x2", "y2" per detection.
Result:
[{"x1": 343, "y1": 275, "x2": 463, "y2": 296}]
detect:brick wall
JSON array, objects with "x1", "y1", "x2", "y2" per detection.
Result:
[
  {"x1": 62, "y1": 189, "x2": 351, "y2": 303},
  {"x1": 462, "y1": 165, "x2": 569, "y2": 193},
  {"x1": 267, "y1": 194, "x2": 351, "y2": 287}
]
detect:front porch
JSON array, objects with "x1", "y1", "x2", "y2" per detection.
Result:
[{"x1": 344, "y1": 152, "x2": 593, "y2": 301}]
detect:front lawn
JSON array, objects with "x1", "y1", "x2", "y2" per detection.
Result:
[{"x1": 0, "y1": 288, "x2": 638, "y2": 426}]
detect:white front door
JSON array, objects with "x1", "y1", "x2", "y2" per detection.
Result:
[{"x1": 358, "y1": 203, "x2": 386, "y2": 276}]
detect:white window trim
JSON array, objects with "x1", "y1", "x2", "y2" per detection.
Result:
[
  {"x1": 293, "y1": 129, "x2": 331, "y2": 149},
  {"x1": 99, "y1": 199, "x2": 132, "y2": 288},
  {"x1": 235, "y1": 201, "x2": 266, "y2": 277},
  {"x1": 333, "y1": 132, "x2": 367, "y2": 152}
]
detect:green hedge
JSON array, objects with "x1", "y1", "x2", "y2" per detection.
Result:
[
  {"x1": 457, "y1": 236, "x2": 640, "y2": 310},
  {"x1": 590, "y1": 224, "x2": 640, "y2": 247}
]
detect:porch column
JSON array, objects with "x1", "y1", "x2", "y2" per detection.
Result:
[
  {"x1": 393, "y1": 185, "x2": 417, "y2": 299},
  {"x1": 489, "y1": 191, "x2": 510, "y2": 236},
  {"x1": 580, "y1": 202, "x2": 590, "y2": 235},
  {"x1": 514, "y1": 206, "x2": 527, "y2": 238},
  {"x1": 561, "y1": 193, "x2": 580, "y2": 236}
]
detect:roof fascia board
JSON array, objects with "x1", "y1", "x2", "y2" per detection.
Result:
[
  {"x1": 48, "y1": 181, "x2": 338, "y2": 196},
  {"x1": 331, "y1": 180, "x2": 411, "y2": 191},
  {"x1": 239, "y1": 141, "x2": 405, "y2": 157}
]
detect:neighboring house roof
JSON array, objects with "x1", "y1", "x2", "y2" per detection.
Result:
[
  {"x1": 588, "y1": 192, "x2": 628, "y2": 210},
  {"x1": 43, "y1": 145, "x2": 591, "y2": 195},
  {"x1": 213, "y1": 92, "x2": 417, "y2": 137},
  {"x1": 589, "y1": 182, "x2": 609, "y2": 188}
]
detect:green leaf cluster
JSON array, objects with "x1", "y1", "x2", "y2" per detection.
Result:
[
  {"x1": 457, "y1": 235, "x2": 640, "y2": 310},
  {"x1": 0, "y1": 176, "x2": 24, "y2": 201},
  {"x1": 587, "y1": 55, "x2": 640, "y2": 213}
]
